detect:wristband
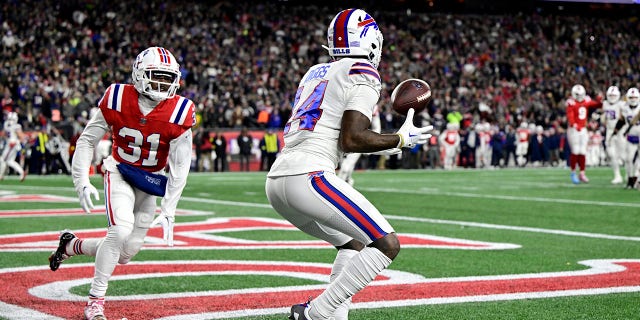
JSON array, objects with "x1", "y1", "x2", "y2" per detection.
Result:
[{"x1": 396, "y1": 133, "x2": 404, "y2": 148}]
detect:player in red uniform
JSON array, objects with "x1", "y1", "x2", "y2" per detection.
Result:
[
  {"x1": 566, "y1": 84, "x2": 602, "y2": 184},
  {"x1": 48, "y1": 47, "x2": 195, "y2": 320}
]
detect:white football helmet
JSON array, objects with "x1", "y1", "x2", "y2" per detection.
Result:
[
  {"x1": 571, "y1": 84, "x2": 586, "y2": 102},
  {"x1": 324, "y1": 8, "x2": 383, "y2": 69},
  {"x1": 132, "y1": 47, "x2": 181, "y2": 102},
  {"x1": 6, "y1": 112, "x2": 18, "y2": 124},
  {"x1": 606, "y1": 86, "x2": 620, "y2": 103},
  {"x1": 627, "y1": 87, "x2": 640, "y2": 107}
]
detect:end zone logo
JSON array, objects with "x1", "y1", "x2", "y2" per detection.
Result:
[
  {"x1": 1, "y1": 216, "x2": 639, "y2": 319},
  {"x1": 2, "y1": 259, "x2": 640, "y2": 319}
]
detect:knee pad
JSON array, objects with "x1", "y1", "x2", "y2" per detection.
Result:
[
  {"x1": 106, "y1": 225, "x2": 134, "y2": 246},
  {"x1": 119, "y1": 211, "x2": 155, "y2": 264}
]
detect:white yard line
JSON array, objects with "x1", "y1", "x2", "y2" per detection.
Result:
[
  {"x1": 360, "y1": 187, "x2": 640, "y2": 208},
  {"x1": 2, "y1": 185, "x2": 639, "y2": 241},
  {"x1": 384, "y1": 215, "x2": 640, "y2": 242}
]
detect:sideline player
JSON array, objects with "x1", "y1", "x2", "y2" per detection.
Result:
[
  {"x1": 601, "y1": 86, "x2": 626, "y2": 184},
  {"x1": 615, "y1": 87, "x2": 640, "y2": 189},
  {"x1": 515, "y1": 122, "x2": 530, "y2": 167},
  {"x1": 48, "y1": 47, "x2": 195, "y2": 320},
  {"x1": 439, "y1": 122, "x2": 460, "y2": 170},
  {"x1": 0, "y1": 111, "x2": 26, "y2": 181},
  {"x1": 566, "y1": 84, "x2": 602, "y2": 184},
  {"x1": 265, "y1": 8, "x2": 433, "y2": 320}
]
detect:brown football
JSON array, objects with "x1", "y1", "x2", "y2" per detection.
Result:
[{"x1": 391, "y1": 78, "x2": 432, "y2": 116}]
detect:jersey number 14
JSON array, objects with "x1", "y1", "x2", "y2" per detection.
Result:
[{"x1": 284, "y1": 81, "x2": 328, "y2": 134}]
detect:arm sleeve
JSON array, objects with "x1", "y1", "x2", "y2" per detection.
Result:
[
  {"x1": 160, "y1": 128, "x2": 193, "y2": 217},
  {"x1": 72, "y1": 110, "x2": 109, "y2": 193},
  {"x1": 344, "y1": 84, "x2": 380, "y2": 122},
  {"x1": 566, "y1": 104, "x2": 575, "y2": 126}
]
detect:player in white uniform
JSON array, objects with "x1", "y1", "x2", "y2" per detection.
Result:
[
  {"x1": 601, "y1": 86, "x2": 626, "y2": 184},
  {"x1": 265, "y1": 9, "x2": 432, "y2": 320},
  {"x1": 615, "y1": 88, "x2": 640, "y2": 189},
  {"x1": 48, "y1": 47, "x2": 194, "y2": 320},
  {"x1": 337, "y1": 105, "x2": 381, "y2": 185},
  {"x1": 0, "y1": 112, "x2": 26, "y2": 181}
]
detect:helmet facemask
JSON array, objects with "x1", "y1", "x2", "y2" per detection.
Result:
[
  {"x1": 571, "y1": 84, "x2": 586, "y2": 102},
  {"x1": 132, "y1": 47, "x2": 181, "y2": 102},
  {"x1": 606, "y1": 86, "x2": 620, "y2": 104},
  {"x1": 627, "y1": 88, "x2": 640, "y2": 107}
]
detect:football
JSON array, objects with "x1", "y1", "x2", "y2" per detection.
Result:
[{"x1": 390, "y1": 78, "x2": 432, "y2": 116}]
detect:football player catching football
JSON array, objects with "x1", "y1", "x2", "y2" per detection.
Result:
[
  {"x1": 265, "y1": 8, "x2": 433, "y2": 320},
  {"x1": 48, "y1": 46, "x2": 195, "y2": 320}
]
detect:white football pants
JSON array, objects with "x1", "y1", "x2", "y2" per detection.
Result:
[{"x1": 89, "y1": 169, "x2": 157, "y2": 298}]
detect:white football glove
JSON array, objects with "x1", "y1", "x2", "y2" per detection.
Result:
[
  {"x1": 395, "y1": 108, "x2": 433, "y2": 148},
  {"x1": 78, "y1": 184, "x2": 100, "y2": 214},
  {"x1": 151, "y1": 213, "x2": 175, "y2": 247}
]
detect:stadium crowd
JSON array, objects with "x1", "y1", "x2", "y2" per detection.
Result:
[{"x1": 1, "y1": 0, "x2": 639, "y2": 174}]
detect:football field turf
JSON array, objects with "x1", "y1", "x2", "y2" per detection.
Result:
[{"x1": 0, "y1": 167, "x2": 639, "y2": 319}]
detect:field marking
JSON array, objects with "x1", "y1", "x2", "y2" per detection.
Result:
[
  {"x1": 360, "y1": 187, "x2": 640, "y2": 208},
  {"x1": 385, "y1": 215, "x2": 640, "y2": 242},
  {"x1": 2, "y1": 186, "x2": 638, "y2": 242}
]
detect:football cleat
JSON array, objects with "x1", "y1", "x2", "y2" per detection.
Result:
[
  {"x1": 84, "y1": 299, "x2": 106, "y2": 320},
  {"x1": 48, "y1": 230, "x2": 76, "y2": 271},
  {"x1": 625, "y1": 177, "x2": 638, "y2": 189},
  {"x1": 289, "y1": 299, "x2": 312, "y2": 320},
  {"x1": 570, "y1": 172, "x2": 580, "y2": 185},
  {"x1": 611, "y1": 176, "x2": 623, "y2": 184},
  {"x1": 579, "y1": 172, "x2": 589, "y2": 183}
]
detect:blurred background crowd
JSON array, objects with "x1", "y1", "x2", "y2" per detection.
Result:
[{"x1": 0, "y1": 0, "x2": 639, "y2": 174}]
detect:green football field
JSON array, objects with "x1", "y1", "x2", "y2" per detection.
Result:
[{"x1": 0, "y1": 166, "x2": 639, "y2": 320}]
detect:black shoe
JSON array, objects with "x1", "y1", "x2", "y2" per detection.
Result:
[
  {"x1": 289, "y1": 299, "x2": 311, "y2": 320},
  {"x1": 48, "y1": 231, "x2": 76, "y2": 271}
]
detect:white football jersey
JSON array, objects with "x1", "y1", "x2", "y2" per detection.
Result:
[
  {"x1": 601, "y1": 100, "x2": 625, "y2": 130},
  {"x1": 621, "y1": 104, "x2": 640, "y2": 136},
  {"x1": 268, "y1": 58, "x2": 381, "y2": 177},
  {"x1": 3, "y1": 122, "x2": 22, "y2": 144}
]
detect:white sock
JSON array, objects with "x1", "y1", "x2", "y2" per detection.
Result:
[
  {"x1": 310, "y1": 247, "x2": 392, "y2": 320},
  {"x1": 66, "y1": 238, "x2": 102, "y2": 257},
  {"x1": 330, "y1": 249, "x2": 358, "y2": 320}
]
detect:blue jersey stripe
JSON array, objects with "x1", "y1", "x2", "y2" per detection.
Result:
[
  {"x1": 173, "y1": 98, "x2": 189, "y2": 124},
  {"x1": 349, "y1": 69, "x2": 381, "y2": 81},
  {"x1": 111, "y1": 84, "x2": 120, "y2": 110}
]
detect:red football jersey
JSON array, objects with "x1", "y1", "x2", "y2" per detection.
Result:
[
  {"x1": 566, "y1": 96, "x2": 602, "y2": 130},
  {"x1": 516, "y1": 128, "x2": 530, "y2": 143},
  {"x1": 443, "y1": 130, "x2": 459, "y2": 145},
  {"x1": 98, "y1": 84, "x2": 195, "y2": 172}
]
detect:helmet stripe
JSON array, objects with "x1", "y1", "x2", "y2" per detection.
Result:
[
  {"x1": 333, "y1": 9, "x2": 355, "y2": 48},
  {"x1": 157, "y1": 47, "x2": 171, "y2": 64}
]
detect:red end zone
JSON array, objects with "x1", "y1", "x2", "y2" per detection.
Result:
[{"x1": 1, "y1": 259, "x2": 640, "y2": 319}]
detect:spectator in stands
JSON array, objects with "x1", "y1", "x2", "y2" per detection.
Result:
[
  {"x1": 236, "y1": 127, "x2": 253, "y2": 171},
  {"x1": 197, "y1": 129, "x2": 213, "y2": 172},
  {"x1": 1, "y1": 0, "x2": 639, "y2": 175},
  {"x1": 212, "y1": 130, "x2": 228, "y2": 172}
]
